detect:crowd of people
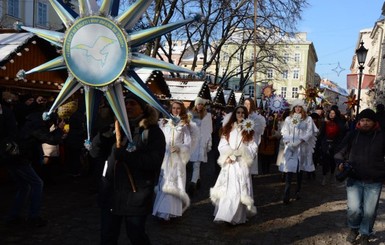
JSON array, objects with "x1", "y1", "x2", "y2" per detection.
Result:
[{"x1": 1, "y1": 89, "x2": 385, "y2": 245}]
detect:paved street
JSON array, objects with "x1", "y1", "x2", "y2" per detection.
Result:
[{"x1": 1, "y1": 160, "x2": 385, "y2": 245}]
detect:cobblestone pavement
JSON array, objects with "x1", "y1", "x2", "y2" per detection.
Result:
[{"x1": 1, "y1": 161, "x2": 385, "y2": 245}]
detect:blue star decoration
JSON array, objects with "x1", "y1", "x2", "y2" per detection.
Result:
[{"x1": 332, "y1": 62, "x2": 346, "y2": 76}]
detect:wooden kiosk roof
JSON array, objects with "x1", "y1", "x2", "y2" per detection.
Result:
[{"x1": 0, "y1": 30, "x2": 67, "y2": 93}]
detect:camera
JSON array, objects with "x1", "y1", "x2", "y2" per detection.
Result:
[{"x1": 335, "y1": 162, "x2": 353, "y2": 182}]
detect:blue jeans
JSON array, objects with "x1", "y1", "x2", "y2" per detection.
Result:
[
  {"x1": 346, "y1": 178, "x2": 382, "y2": 236},
  {"x1": 7, "y1": 164, "x2": 44, "y2": 220}
]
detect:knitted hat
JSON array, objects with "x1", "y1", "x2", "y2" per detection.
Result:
[
  {"x1": 195, "y1": 97, "x2": 206, "y2": 105},
  {"x1": 358, "y1": 108, "x2": 376, "y2": 122}
]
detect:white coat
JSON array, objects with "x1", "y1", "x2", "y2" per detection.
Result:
[
  {"x1": 278, "y1": 115, "x2": 318, "y2": 173},
  {"x1": 189, "y1": 112, "x2": 212, "y2": 163},
  {"x1": 210, "y1": 122, "x2": 258, "y2": 224},
  {"x1": 248, "y1": 112, "x2": 266, "y2": 175},
  {"x1": 153, "y1": 120, "x2": 197, "y2": 220}
]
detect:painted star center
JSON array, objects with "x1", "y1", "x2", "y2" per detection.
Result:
[{"x1": 63, "y1": 16, "x2": 129, "y2": 86}]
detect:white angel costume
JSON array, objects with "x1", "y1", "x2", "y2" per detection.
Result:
[
  {"x1": 189, "y1": 111, "x2": 213, "y2": 184},
  {"x1": 278, "y1": 114, "x2": 318, "y2": 173},
  {"x1": 153, "y1": 119, "x2": 198, "y2": 220},
  {"x1": 210, "y1": 122, "x2": 258, "y2": 225},
  {"x1": 189, "y1": 112, "x2": 212, "y2": 163},
  {"x1": 248, "y1": 112, "x2": 266, "y2": 175}
]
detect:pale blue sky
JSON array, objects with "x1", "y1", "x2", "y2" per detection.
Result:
[{"x1": 298, "y1": 0, "x2": 384, "y2": 89}]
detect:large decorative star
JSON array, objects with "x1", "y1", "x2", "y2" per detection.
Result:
[
  {"x1": 345, "y1": 94, "x2": 358, "y2": 112},
  {"x1": 299, "y1": 85, "x2": 324, "y2": 108},
  {"x1": 16, "y1": 0, "x2": 200, "y2": 147}
]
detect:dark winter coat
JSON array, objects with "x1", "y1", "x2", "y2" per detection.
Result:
[
  {"x1": 0, "y1": 103, "x2": 19, "y2": 164},
  {"x1": 100, "y1": 106, "x2": 166, "y2": 216},
  {"x1": 18, "y1": 112, "x2": 63, "y2": 165},
  {"x1": 334, "y1": 123, "x2": 385, "y2": 182},
  {"x1": 319, "y1": 118, "x2": 346, "y2": 155}
]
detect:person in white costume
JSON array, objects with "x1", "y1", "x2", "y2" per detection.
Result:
[
  {"x1": 210, "y1": 105, "x2": 258, "y2": 225},
  {"x1": 153, "y1": 101, "x2": 198, "y2": 220},
  {"x1": 188, "y1": 97, "x2": 212, "y2": 196},
  {"x1": 279, "y1": 99, "x2": 318, "y2": 204},
  {"x1": 244, "y1": 98, "x2": 266, "y2": 175}
]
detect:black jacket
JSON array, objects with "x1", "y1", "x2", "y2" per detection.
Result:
[
  {"x1": 335, "y1": 123, "x2": 385, "y2": 182},
  {"x1": 100, "y1": 106, "x2": 166, "y2": 216}
]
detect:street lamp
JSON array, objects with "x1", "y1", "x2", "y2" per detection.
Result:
[
  {"x1": 355, "y1": 41, "x2": 368, "y2": 115},
  {"x1": 253, "y1": 0, "x2": 258, "y2": 103}
]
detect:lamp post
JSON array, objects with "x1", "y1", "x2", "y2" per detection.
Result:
[
  {"x1": 355, "y1": 41, "x2": 368, "y2": 115},
  {"x1": 253, "y1": 0, "x2": 258, "y2": 103}
]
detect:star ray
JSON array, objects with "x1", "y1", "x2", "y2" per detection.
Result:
[
  {"x1": 20, "y1": 27, "x2": 64, "y2": 47},
  {"x1": 117, "y1": 0, "x2": 152, "y2": 30},
  {"x1": 23, "y1": 57, "x2": 66, "y2": 75},
  {"x1": 83, "y1": 86, "x2": 98, "y2": 143},
  {"x1": 99, "y1": 0, "x2": 114, "y2": 16},
  {"x1": 104, "y1": 83, "x2": 132, "y2": 142},
  {"x1": 49, "y1": 0, "x2": 76, "y2": 28},
  {"x1": 45, "y1": 76, "x2": 81, "y2": 117},
  {"x1": 122, "y1": 73, "x2": 174, "y2": 121},
  {"x1": 130, "y1": 53, "x2": 195, "y2": 74},
  {"x1": 129, "y1": 16, "x2": 200, "y2": 47}
]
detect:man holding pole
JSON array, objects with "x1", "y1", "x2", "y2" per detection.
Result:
[{"x1": 100, "y1": 93, "x2": 165, "y2": 245}]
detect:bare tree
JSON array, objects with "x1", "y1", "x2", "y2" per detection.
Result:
[
  {"x1": 145, "y1": 0, "x2": 308, "y2": 88},
  {"x1": 116, "y1": 0, "x2": 308, "y2": 88}
]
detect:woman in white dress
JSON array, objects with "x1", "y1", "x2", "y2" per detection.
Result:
[
  {"x1": 153, "y1": 101, "x2": 196, "y2": 220},
  {"x1": 210, "y1": 105, "x2": 258, "y2": 225},
  {"x1": 244, "y1": 98, "x2": 266, "y2": 175},
  {"x1": 278, "y1": 100, "x2": 318, "y2": 204},
  {"x1": 188, "y1": 97, "x2": 212, "y2": 196}
]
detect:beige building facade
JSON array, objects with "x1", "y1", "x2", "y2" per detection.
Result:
[
  {"x1": 221, "y1": 32, "x2": 318, "y2": 104},
  {"x1": 1, "y1": 0, "x2": 67, "y2": 30}
]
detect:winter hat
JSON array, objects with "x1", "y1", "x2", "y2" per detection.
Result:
[
  {"x1": 358, "y1": 108, "x2": 377, "y2": 122},
  {"x1": 290, "y1": 99, "x2": 307, "y2": 111},
  {"x1": 125, "y1": 92, "x2": 147, "y2": 110},
  {"x1": 195, "y1": 97, "x2": 206, "y2": 105}
]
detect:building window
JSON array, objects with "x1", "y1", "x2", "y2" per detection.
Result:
[
  {"x1": 293, "y1": 69, "x2": 299, "y2": 79},
  {"x1": 234, "y1": 85, "x2": 240, "y2": 91},
  {"x1": 283, "y1": 53, "x2": 289, "y2": 63},
  {"x1": 38, "y1": 2, "x2": 48, "y2": 27},
  {"x1": 267, "y1": 69, "x2": 273, "y2": 79},
  {"x1": 282, "y1": 70, "x2": 288, "y2": 79},
  {"x1": 248, "y1": 86, "x2": 254, "y2": 98},
  {"x1": 294, "y1": 53, "x2": 301, "y2": 62},
  {"x1": 281, "y1": 87, "x2": 287, "y2": 98},
  {"x1": 7, "y1": 0, "x2": 19, "y2": 18},
  {"x1": 221, "y1": 68, "x2": 226, "y2": 75},
  {"x1": 292, "y1": 87, "x2": 298, "y2": 98},
  {"x1": 268, "y1": 56, "x2": 274, "y2": 62}
]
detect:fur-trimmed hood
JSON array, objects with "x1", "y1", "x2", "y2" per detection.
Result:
[{"x1": 139, "y1": 105, "x2": 159, "y2": 129}]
